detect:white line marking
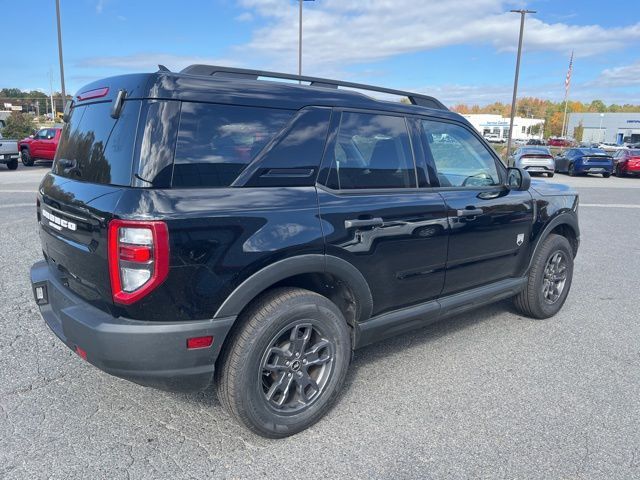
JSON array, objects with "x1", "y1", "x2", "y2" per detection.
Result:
[
  {"x1": 581, "y1": 203, "x2": 640, "y2": 209},
  {"x1": 0, "y1": 203, "x2": 34, "y2": 209}
]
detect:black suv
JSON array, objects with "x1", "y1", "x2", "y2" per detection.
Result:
[{"x1": 30, "y1": 66, "x2": 579, "y2": 438}]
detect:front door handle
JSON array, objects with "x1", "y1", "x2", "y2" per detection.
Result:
[
  {"x1": 344, "y1": 217, "x2": 384, "y2": 229},
  {"x1": 456, "y1": 208, "x2": 483, "y2": 217}
]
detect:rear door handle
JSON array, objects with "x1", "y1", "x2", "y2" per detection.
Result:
[
  {"x1": 456, "y1": 208, "x2": 483, "y2": 217},
  {"x1": 344, "y1": 217, "x2": 384, "y2": 229}
]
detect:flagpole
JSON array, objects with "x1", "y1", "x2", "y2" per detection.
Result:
[{"x1": 560, "y1": 51, "x2": 573, "y2": 139}]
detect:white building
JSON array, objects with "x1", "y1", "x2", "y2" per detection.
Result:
[
  {"x1": 462, "y1": 114, "x2": 545, "y2": 141},
  {"x1": 567, "y1": 112, "x2": 640, "y2": 145}
]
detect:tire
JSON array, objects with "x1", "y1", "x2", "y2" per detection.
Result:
[
  {"x1": 514, "y1": 234, "x2": 574, "y2": 319},
  {"x1": 216, "y1": 287, "x2": 351, "y2": 438},
  {"x1": 568, "y1": 163, "x2": 576, "y2": 176},
  {"x1": 603, "y1": 173, "x2": 611, "y2": 178},
  {"x1": 6, "y1": 159, "x2": 18, "y2": 170},
  {"x1": 615, "y1": 166, "x2": 625, "y2": 177},
  {"x1": 547, "y1": 172, "x2": 554, "y2": 178},
  {"x1": 21, "y1": 149, "x2": 34, "y2": 166}
]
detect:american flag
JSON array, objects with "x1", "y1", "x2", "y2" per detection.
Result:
[{"x1": 565, "y1": 51, "x2": 574, "y2": 94}]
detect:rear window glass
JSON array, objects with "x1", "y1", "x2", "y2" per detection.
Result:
[
  {"x1": 172, "y1": 103, "x2": 294, "y2": 188},
  {"x1": 53, "y1": 100, "x2": 140, "y2": 186}
]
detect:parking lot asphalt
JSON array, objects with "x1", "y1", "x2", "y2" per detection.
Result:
[{"x1": 1, "y1": 165, "x2": 639, "y2": 479}]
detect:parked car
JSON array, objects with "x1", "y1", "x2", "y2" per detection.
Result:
[
  {"x1": 0, "y1": 133, "x2": 19, "y2": 170},
  {"x1": 18, "y1": 127, "x2": 61, "y2": 166},
  {"x1": 509, "y1": 146, "x2": 555, "y2": 177},
  {"x1": 555, "y1": 148, "x2": 613, "y2": 177},
  {"x1": 548, "y1": 137, "x2": 573, "y2": 147},
  {"x1": 526, "y1": 138, "x2": 546, "y2": 146},
  {"x1": 613, "y1": 148, "x2": 640, "y2": 177},
  {"x1": 30, "y1": 66, "x2": 580, "y2": 438},
  {"x1": 483, "y1": 133, "x2": 505, "y2": 143}
]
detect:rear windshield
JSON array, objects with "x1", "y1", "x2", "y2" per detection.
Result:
[
  {"x1": 172, "y1": 103, "x2": 294, "y2": 188},
  {"x1": 53, "y1": 100, "x2": 140, "y2": 186}
]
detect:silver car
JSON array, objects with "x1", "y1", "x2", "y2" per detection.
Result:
[{"x1": 509, "y1": 146, "x2": 555, "y2": 177}]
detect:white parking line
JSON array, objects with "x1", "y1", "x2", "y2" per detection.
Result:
[
  {"x1": 0, "y1": 203, "x2": 34, "y2": 209},
  {"x1": 581, "y1": 203, "x2": 640, "y2": 209}
]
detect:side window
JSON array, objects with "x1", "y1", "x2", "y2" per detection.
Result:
[
  {"x1": 325, "y1": 112, "x2": 415, "y2": 190},
  {"x1": 35, "y1": 129, "x2": 47, "y2": 139},
  {"x1": 172, "y1": 103, "x2": 294, "y2": 188},
  {"x1": 421, "y1": 119, "x2": 501, "y2": 188}
]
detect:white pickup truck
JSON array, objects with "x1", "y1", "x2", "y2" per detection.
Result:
[{"x1": 0, "y1": 133, "x2": 20, "y2": 170}]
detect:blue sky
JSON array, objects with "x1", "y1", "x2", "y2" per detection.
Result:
[{"x1": 2, "y1": 0, "x2": 639, "y2": 106}]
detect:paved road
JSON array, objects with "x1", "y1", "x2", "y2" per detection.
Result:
[{"x1": 1, "y1": 166, "x2": 639, "y2": 479}]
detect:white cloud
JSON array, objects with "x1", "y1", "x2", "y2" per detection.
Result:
[
  {"x1": 236, "y1": 0, "x2": 640, "y2": 72},
  {"x1": 592, "y1": 61, "x2": 640, "y2": 88},
  {"x1": 96, "y1": 0, "x2": 106, "y2": 14},
  {"x1": 235, "y1": 12, "x2": 254, "y2": 22},
  {"x1": 77, "y1": 53, "x2": 241, "y2": 72}
]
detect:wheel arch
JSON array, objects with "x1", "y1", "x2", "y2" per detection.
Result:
[
  {"x1": 528, "y1": 212, "x2": 579, "y2": 271},
  {"x1": 214, "y1": 254, "x2": 374, "y2": 327}
]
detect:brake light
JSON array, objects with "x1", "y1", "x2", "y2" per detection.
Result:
[
  {"x1": 108, "y1": 219, "x2": 169, "y2": 305},
  {"x1": 77, "y1": 87, "x2": 109, "y2": 101}
]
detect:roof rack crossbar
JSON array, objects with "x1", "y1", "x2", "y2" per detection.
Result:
[{"x1": 179, "y1": 64, "x2": 447, "y2": 110}]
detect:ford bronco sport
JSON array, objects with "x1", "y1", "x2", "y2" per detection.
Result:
[{"x1": 30, "y1": 66, "x2": 579, "y2": 438}]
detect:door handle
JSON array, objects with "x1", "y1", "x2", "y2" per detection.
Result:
[
  {"x1": 456, "y1": 208, "x2": 483, "y2": 217},
  {"x1": 344, "y1": 217, "x2": 384, "y2": 229}
]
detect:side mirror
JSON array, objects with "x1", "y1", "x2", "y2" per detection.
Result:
[
  {"x1": 506, "y1": 167, "x2": 531, "y2": 191},
  {"x1": 29, "y1": 134, "x2": 34, "y2": 139}
]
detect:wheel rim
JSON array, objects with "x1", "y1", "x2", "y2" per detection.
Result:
[
  {"x1": 542, "y1": 251, "x2": 568, "y2": 304},
  {"x1": 259, "y1": 322, "x2": 335, "y2": 414}
]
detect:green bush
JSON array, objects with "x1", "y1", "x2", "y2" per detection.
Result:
[{"x1": 1, "y1": 112, "x2": 34, "y2": 139}]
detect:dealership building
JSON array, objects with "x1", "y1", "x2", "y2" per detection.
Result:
[
  {"x1": 462, "y1": 114, "x2": 545, "y2": 141},
  {"x1": 567, "y1": 112, "x2": 640, "y2": 144}
]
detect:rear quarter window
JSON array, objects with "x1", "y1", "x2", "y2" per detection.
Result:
[
  {"x1": 53, "y1": 100, "x2": 141, "y2": 186},
  {"x1": 172, "y1": 103, "x2": 294, "y2": 188}
]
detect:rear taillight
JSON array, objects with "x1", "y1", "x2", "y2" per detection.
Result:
[{"x1": 108, "y1": 220, "x2": 169, "y2": 305}]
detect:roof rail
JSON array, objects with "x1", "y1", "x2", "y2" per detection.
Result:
[{"x1": 179, "y1": 65, "x2": 448, "y2": 111}]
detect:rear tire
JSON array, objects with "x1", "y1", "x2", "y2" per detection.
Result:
[
  {"x1": 615, "y1": 166, "x2": 625, "y2": 177},
  {"x1": 514, "y1": 234, "x2": 574, "y2": 319},
  {"x1": 603, "y1": 173, "x2": 611, "y2": 178},
  {"x1": 216, "y1": 287, "x2": 351, "y2": 438},
  {"x1": 6, "y1": 159, "x2": 18, "y2": 170},
  {"x1": 21, "y1": 149, "x2": 33, "y2": 166},
  {"x1": 547, "y1": 172, "x2": 554, "y2": 178}
]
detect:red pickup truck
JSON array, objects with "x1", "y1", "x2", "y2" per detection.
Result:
[{"x1": 18, "y1": 127, "x2": 62, "y2": 166}]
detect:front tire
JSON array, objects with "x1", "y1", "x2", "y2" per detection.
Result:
[
  {"x1": 568, "y1": 163, "x2": 576, "y2": 176},
  {"x1": 514, "y1": 234, "x2": 574, "y2": 319},
  {"x1": 6, "y1": 159, "x2": 18, "y2": 170},
  {"x1": 216, "y1": 287, "x2": 351, "y2": 438},
  {"x1": 603, "y1": 172, "x2": 611, "y2": 178},
  {"x1": 21, "y1": 149, "x2": 33, "y2": 166}
]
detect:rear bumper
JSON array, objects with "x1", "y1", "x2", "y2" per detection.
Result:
[
  {"x1": 576, "y1": 165, "x2": 613, "y2": 173},
  {"x1": 30, "y1": 260, "x2": 235, "y2": 392}
]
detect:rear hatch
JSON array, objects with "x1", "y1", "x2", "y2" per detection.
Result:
[{"x1": 37, "y1": 78, "x2": 145, "y2": 313}]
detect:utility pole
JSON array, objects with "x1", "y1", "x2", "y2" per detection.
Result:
[
  {"x1": 298, "y1": 0, "x2": 314, "y2": 79},
  {"x1": 49, "y1": 69, "x2": 55, "y2": 117},
  {"x1": 55, "y1": 0, "x2": 66, "y2": 102},
  {"x1": 505, "y1": 9, "x2": 536, "y2": 162}
]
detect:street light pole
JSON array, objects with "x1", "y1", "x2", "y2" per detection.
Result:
[
  {"x1": 55, "y1": 0, "x2": 66, "y2": 103},
  {"x1": 599, "y1": 113, "x2": 605, "y2": 143},
  {"x1": 505, "y1": 9, "x2": 536, "y2": 163}
]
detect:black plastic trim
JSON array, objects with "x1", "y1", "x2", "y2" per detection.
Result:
[{"x1": 355, "y1": 276, "x2": 527, "y2": 348}]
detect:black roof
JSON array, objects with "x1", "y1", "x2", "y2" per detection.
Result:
[{"x1": 74, "y1": 66, "x2": 467, "y2": 124}]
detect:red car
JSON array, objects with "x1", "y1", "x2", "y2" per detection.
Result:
[
  {"x1": 548, "y1": 137, "x2": 573, "y2": 147},
  {"x1": 18, "y1": 127, "x2": 62, "y2": 166},
  {"x1": 613, "y1": 148, "x2": 640, "y2": 177}
]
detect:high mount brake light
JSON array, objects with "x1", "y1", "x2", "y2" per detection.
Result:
[
  {"x1": 108, "y1": 220, "x2": 169, "y2": 305},
  {"x1": 77, "y1": 87, "x2": 109, "y2": 101}
]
